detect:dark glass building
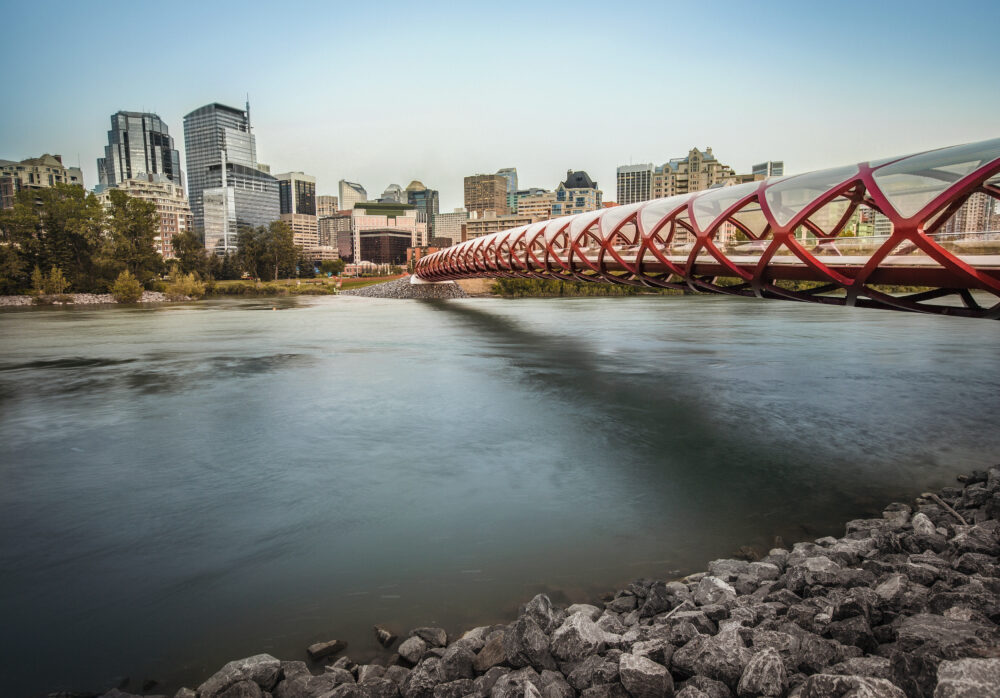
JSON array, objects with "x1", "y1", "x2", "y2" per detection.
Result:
[
  {"x1": 97, "y1": 111, "x2": 182, "y2": 190},
  {"x1": 359, "y1": 228, "x2": 411, "y2": 265}
]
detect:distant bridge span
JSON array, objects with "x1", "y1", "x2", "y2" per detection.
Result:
[{"x1": 415, "y1": 139, "x2": 1000, "y2": 318}]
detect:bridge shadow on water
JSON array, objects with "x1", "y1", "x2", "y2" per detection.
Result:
[{"x1": 415, "y1": 299, "x2": 858, "y2": 552}]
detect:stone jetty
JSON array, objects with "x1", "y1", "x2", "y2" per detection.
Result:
[
  {"x1": 340, "y1": 277, "x2": 468, "y2": 300},
  {"x1": 78, "y1": 466, "x2": 1000, "y2": 698}
]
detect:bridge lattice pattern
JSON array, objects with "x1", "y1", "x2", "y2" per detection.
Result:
[{"x1": 415, "y1": 139, "x2": 1000, "y2": 318}]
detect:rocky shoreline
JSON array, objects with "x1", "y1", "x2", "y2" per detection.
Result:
[
  {"x1": 69, "y1": 467, "x2": 1000, "y2": 698},
  {"x1": 0, "y1": 291, "x2": 185, "y2": 306},
  {"x1": 340, "y1": 278, "x2": 468, "y2": 300}
]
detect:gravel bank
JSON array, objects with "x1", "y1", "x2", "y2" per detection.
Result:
[
  {"x1": 340, "y1": 277, "x2": 468, "y2": 300},
  {"x1": 0, "y1": 291, "x2": 184, "y2": 306},
  {"x1": 66, "y1": 468, "x2": 1000, "y2": 698}
]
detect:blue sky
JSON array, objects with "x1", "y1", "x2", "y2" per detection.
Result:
[{"x1": 3, "y1": 0, "x2": 998, "y2": 210}]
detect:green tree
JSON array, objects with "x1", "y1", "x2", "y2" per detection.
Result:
[
  {"x1": 319, "y1": 259, "x2": 345, "y2": 276},
  {"x1": 172, "y1": 229, "x2": 210, "y2": 277},
  {"x1": 105, "y1": 189, "x2": 161, "y2": 283},
  {"x1": 237, "y1": 221, "x2": 298, "y2": 281},
  {"x1": 0, "y1": 245, "x2": 27, "y2": 294},
  {"x1": 110, "y1": 269, "x2": 143, "y2": 303},
  {"x1": 43, "y1": 266, "x2": 70, "y2": 294},
  {"x1": 0, "y1": 184, "x2": 105, "y2": 292}
]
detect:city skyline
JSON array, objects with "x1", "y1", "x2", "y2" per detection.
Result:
[{"x1": 3, "y1": 1, "x2": 999, "y2": 212}]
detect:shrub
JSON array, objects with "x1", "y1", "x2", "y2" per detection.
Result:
[
  {"x1": 110, "y1": 270, "x2": 143, "y2": 303},
  {"x1": 43, "y1": 266, "x2": 70, "y2": 295},
  {"x1": 165, "y1": 272, "x2": 206, "y2": 300}
]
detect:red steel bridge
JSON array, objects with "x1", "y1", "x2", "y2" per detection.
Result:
[{"x1": 415, "y1": 139, "x2": 1000, "y2": 318}]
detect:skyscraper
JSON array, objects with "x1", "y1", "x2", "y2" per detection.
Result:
[
  {"x1": 317, "y1": 195, "x2": 339, "y2": 217},
  {"x1": 405, "y1": 181, "x2": 440, "y2": 234},
  {"x1": 752, "y1": 161, "x2": 784, "y2": 177},
  {"x1": 97, "y1": 112, "x2": 182, "y2": 191},
  {"x1": 277, "y1": 171, "x2": 318, "y2": 247},
  {"x1": 496, "y1": 168, "x2": 518, "y2": 212},
  {"x1": 616, "y1": 163, "x2": 654, "y2": 204},
  {"x1": 339, "y1": 180, "x2": 368, "y2": 211},
  {"x1": 183, "y1": 102, "x2": 279, "y2": 253},
  {"x1": 464, "y1": 174, "x2": 508, "y2": 217}
]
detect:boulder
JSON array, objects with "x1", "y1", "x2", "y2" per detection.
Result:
[
  {"x1": 432, "y1": 679, "x2": 475, "y2": 698},
  {"x1": 675, "y1": 675, "x2": 732, "y2": 698},
  {"x1": 934, "y1": 657, "x2": 1000, "y2": 697},
  {"x1": 895, "y1": 613, "x2": 1000, "y2": 658},
  {"x1": 358, "y1": 665, "x2": 386, "y2": 683},
  {"x1": 825, "y1": 656, "x2": 891, "y2": 680},
  {"x1": 737, "y1": 648, "x2": 786, "y2": 698},
  {"x1": 912, "y1": 513, "x2": 937, "y2": 536},
  {"x1": 491, "y1": 667, "x2": 542, "y2": 698},
  {"x1": 540, "y1": 669, "x2": 574, "y2": 698},
  {"x1": 525, "y1": 595, "x2": 562, "y2": 634},
  {"x1": 438, "y1": 644, "x2": 475, "y2": 682},
  {"x1": 475, "y1": 633, "x2": 508, "y2": 672},
  {"x1": 672, "y1": 628, "x2": 751, "y2": 689},
  {"x1": 800, "y1": 674, "x2": 905, "y2": 697},
  {"x1": 308, "y1": 639, "x2": 348, "y2": 661},
  {"x1": 504, "y1": 615, "x2": 557, "y2": 670},
  {"x1": 198, "y1": 655, "x2": 282, "y2": 698},
  {"x1": 567, "y1": 655, "x2": 620, "y2": 691},
  {"x1": 402, "y1": 658, "x2": 440, "y2": 698},
  {"x1": 693, "y1": 577, "x2": 737, "y2": 607},
  {"x1": 399, "y1": 637, "x2": 429, "y2": 665},
  {"x1": 364, "y1": 677, "x2": 402, "y2": 698},
  {"x1": 618, "y1": 653, "x2": 673, "y2": 698},
  {"x1": 474, "y1": 667, "x2": 511, "y2": 695},
  {"x1": 375, "y1": 626, "x2": 399, "y2": 648},
  {"x1": 551, "y1": 613, "x2": 607, "y2": 662},
  {"x1": 412, "y1": 628, "x2": 448, "y2": 648},
  {"x1": 568, "y1": 604, "x2": 603, "y2": 621}
]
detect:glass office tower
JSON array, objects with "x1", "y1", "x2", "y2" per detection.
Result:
[
  {"x1": 97, "y1": 112, "x2": 182, "y2": 191},
  {"x1": 183, "y1": 102, "x2": 278, "y2": 253}
]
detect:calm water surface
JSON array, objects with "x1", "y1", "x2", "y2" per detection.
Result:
[{"x1": 2, "y1": 295, "x2": 999, "y2": 695}]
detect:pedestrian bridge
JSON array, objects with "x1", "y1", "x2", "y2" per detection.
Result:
[{"x1": 415, "y1": 138, "x2": 1000, "y2": 318}]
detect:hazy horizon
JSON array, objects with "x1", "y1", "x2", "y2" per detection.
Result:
[{"x1": 3, "y1": 0, "x2": 998, "y2": 211}]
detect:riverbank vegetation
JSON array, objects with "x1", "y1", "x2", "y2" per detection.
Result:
[{"x1": 491, "y1": 277, "x2": 684, "y2": 297}]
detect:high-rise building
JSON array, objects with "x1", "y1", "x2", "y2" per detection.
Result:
[
  {"x1": 431, "y1": 209, "x2": 468, "y2": 246},
  {"x1": 339, "y1": 180, "x2": 368, "y2": 211},
  {"x1": 317, "y1": 195, "x2": 339, "y2": 217},
  {"x1": 652, "y1": 148, "x2": 735, "y2": 198},
  {"x1": 463, "y1": 212, "x2": 539, "y2": 241},
  {"x1": 551, "y1": 170, "x2": 602, "y2": 217},
  {"x1": 320, "y1": 211, "x2": 352, "y2": 247},
  {"x1": 496, "y1": 168, "x2": 518, "y2": 212},
  {"x1": 97, "y1": 111, "x2": 182, "y2": 191},
  {"x1": 616, "y1": 163, "x2": 654, "y2": 205},
  {"x1": 378, "y1": 183, "x2": 405, "y2": 203},
  {"x1": 464, "y1": 174, "x2": 508, "y2": 217},
  {"x1": 277, "y1": 172, "x2": 318, "y2": 248},
  {"x1": 752, "y1": 161, "x2": 784, "y2": 177},
  {"x1": 405, "y1": 180, "x2": 440, "y2": 234},
  {"x1": 0, "y1": 154, "x2": 84, "y2": 198},
  {"x1": 96, "y1": 174, "x2": 192, "y2": 258},
  {"x1": 944, "y1": 190, "x2": 996, "y2": 235},
  {"x1": 516, "y1": 191, "x2": 556, "y2": 220},
  {"x1": 350, "y1": 202, "x2": 427, "y2": 262},
  {"x1": 183, "y1": 102, "x2": 278, "y2": 253}
]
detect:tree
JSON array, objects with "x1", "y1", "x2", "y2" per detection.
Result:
[
  {"x1": 0, "y1": 184, "x2": 105, "y2": 292},
  {"x1": 110, "y1": 269, "x2": 143, "y2": 303},
  {"x1": 237, "y1": 221, "x2": 298, "y2": 281},
  {"x1": 320, "y1": 259, "x2": 345, "y2": 276},
  {"x1": 172, "y1": 229, "x2": 210, "y2": 277},
  {"x1": 105, "y1": 189, "x2": 161, "y2": 283}
]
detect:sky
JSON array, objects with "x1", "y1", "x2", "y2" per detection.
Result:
[{"x1": 3, "y1": 0, "x2": 999, "y2": 211}]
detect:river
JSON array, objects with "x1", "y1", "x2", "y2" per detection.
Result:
[{"x1": 1, "y1": 295, "x2": 998, "y2": 696}]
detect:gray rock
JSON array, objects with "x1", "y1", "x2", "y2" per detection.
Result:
[
  {"x1": 218, "y1": 681, "x2": 263, "y2": 698},
  {"x1": 402, "y1": 658, "x2": 440, "y2": 698},
  {"x1": 568, "y1": 603, "x2": 603, "y2": 621},
  {"x1": 540, "y1": 670, "x2": 574, "y2": 698},
  {"x1": 567, "y1": 655, "x2": 620, "y2": 691},
  {"x1": 934, "y1": 657, "x2": 1000, "y2": 697},
  {"x1": 693, "y1": 577, "x2": 736, "y2": 607},
  {"x1": 475, "y1": 633, "x2": 508, "y2": 672},
  {"x1": 707, "y1": 560, "x2": 749, "y2": 582},
  {"x1": 399, "y1": 637, "x2": 429, "y2": 665},
  {"x1": 800, "y1": 673, "x2": 905, "y2": 697},
  {"x1": 895, "y1": 613, "x2": 1000, "y2": 658},
  {"x1": 826, "y1": 615, "x2": 877, "y2": 653},
  {"x1": 785, "y1": 557, "x2": 843, "y2": 594},
  {"x1": 664, "y1": 621, "x2": 700, "y2": 647},
  {"x1": 890, "y1": 650, "x2": 943, "y2": 698},
  {"x1": 619, "y1": 653, "x2": 673, "y2": 698},
  {"x1": 551, "y1": 613, "x2": 607, "y2": 662},
  {"x1": 198, "y1": 655, "x2": 282, "y2": 698},
  {"x1": 341, "y1": 277, "x2": 469, "y2": 300},
  {"x1": 385, "y1": 666, "x2": 411, "y2": 686},
  {"x1": 474, "y1": 667, "x2": 511, "y2": 695},
  {"x1": 580, "y1": 684, "x2": 629, "y2": 698},
  {"x1": 324, "y1": 685, "x2": 363, "y2": 698},
  {"x1": 412, "y1": 628, "x2": 448, "y2": 648},
  {"x1": 737, "y1": 648, "x2": 786, "y2": 698},
  {"x1": 746, "y1": 562, "x2": 781, "y2": 582},
  {"x1": 174, "y1": 689, "x2": 197, "y2": 698},
  {"x1": 673, "y1": 689, "x2": 710, "y2": 698},
  {"x1": 825, "y1": 657, "x2": 892, "y2": 680},
  {"x1": 375, "y1": 626, "x2": 399, "y2": 648},
  {"x1": 630, "y1": 639, "x2": 674, "y2": 667},
  {"x1": 438, "y1": 644, "x2": 475, "y2": 682},
  {"x1": 523, "y1": 595, "x2": 562, "y2": 634},
  {"x1": 432, "y1": 679, "x2": 475, "y2": 698},
  {"x1": 308, "y1": 640, "x2": 348, "y2": 661},
  {"x1": 491, "y1": 667, "x2": 542, "y2": 698},
  {"x1": 598, "y1": 613, "x2": 627, "y2": 635},
  {"x1": 358, "y1": 665, "x2": 387, "y2": 684},
  {"x1": 607, "y1": 595, "x2": 639, "y2": 614},
  {"x1": 672, "y1": 628, "x2": 751, "y2": 689},
  {"x1": 504, "y1": 615, "x2": 557, "y2": 670},
  {"x1": 676, "y1": 675, "x2": 732, "y2": 698},
  {"x1": 363, "y1": 678, "x2": 401, "y2": 698}
]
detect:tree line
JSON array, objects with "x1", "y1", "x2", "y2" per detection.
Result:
[{"x1": 0, "y1": 184, "x2": 338, "y2": 295}]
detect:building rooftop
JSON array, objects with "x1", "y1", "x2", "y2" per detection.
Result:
[{"x1": 561, "y1": 170, "x2": 598, "y2": 190}]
